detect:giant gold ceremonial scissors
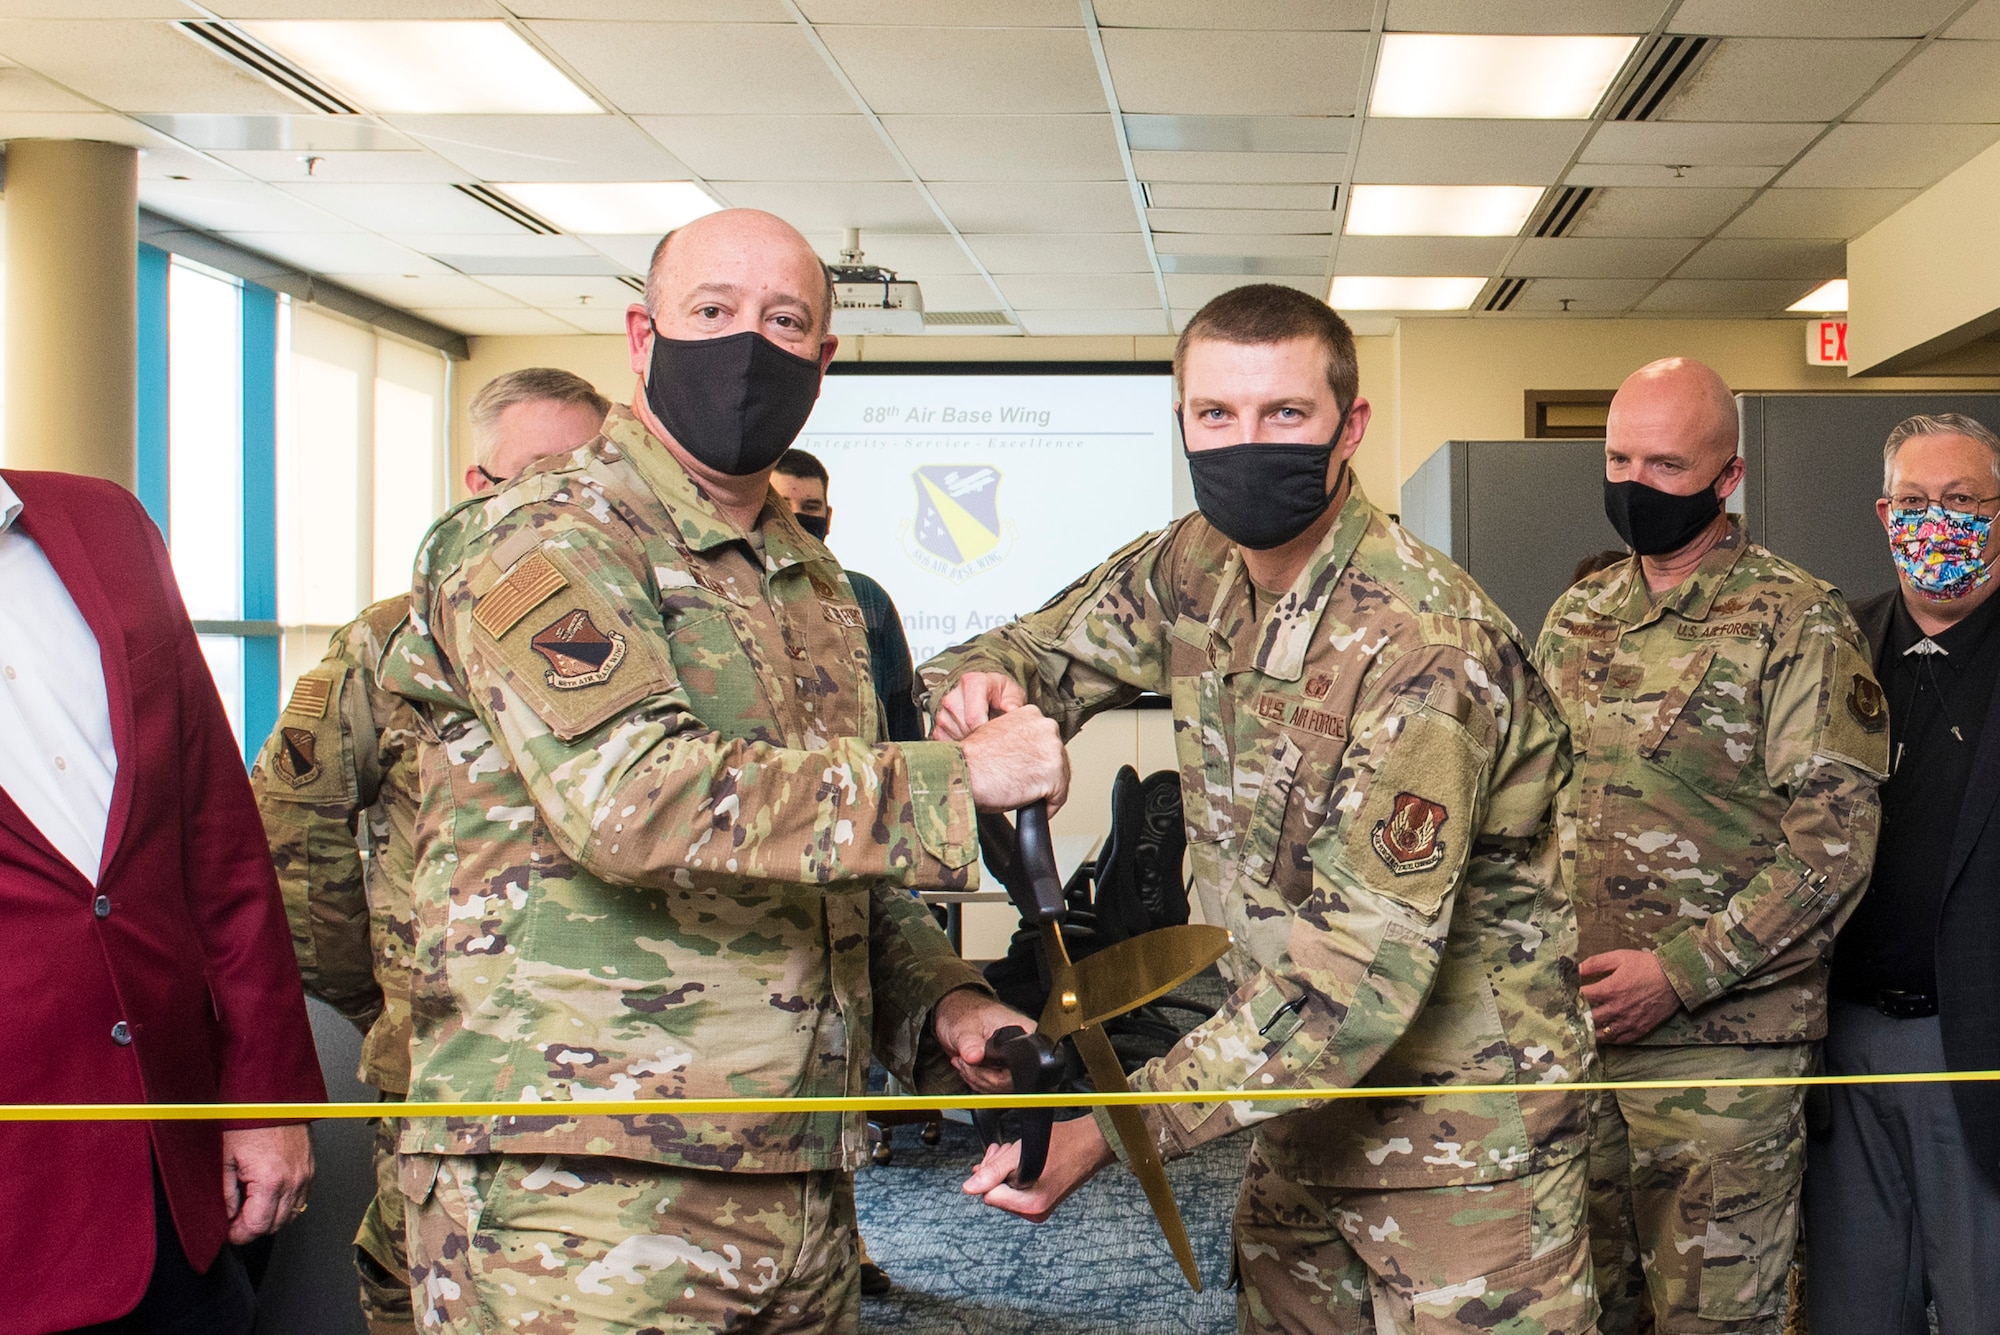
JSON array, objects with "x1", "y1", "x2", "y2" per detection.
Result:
[{"x1": 976, "y1": 801, "x2": 1230, "y2": 1291}]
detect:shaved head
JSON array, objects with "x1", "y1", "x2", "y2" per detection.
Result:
[
  {"x1": 645, "y1": 209, "x2": 834, "y2": 339},
  {"x1": 1609, "y1": 357, "x2": 1739, "y2": 474}
]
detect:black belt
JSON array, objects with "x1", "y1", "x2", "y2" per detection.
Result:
[{"x1": 1835, "y1": 982, "x2": 1939, "y2": 1020}]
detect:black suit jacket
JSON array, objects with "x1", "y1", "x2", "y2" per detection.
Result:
[{"x1": 1851, "y1": 589, "x2": 2000, "y2": 1183}]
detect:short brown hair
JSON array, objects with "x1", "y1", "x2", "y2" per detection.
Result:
[
  {"x1": 468, "y1": 367, "x2": 609, "y2": 468},
  {"x1": 1173, "y1": 284, "x2": 1359, "y2": 409}
]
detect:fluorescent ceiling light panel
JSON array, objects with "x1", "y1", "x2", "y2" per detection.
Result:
[
  {"x1": 1345, "y1": 184, "x2": 1543, "y2": 236},
  {"x1": 239, "y1": 21, "x2": 599, "y2": 115},
  {"x1": 1329, "y1": 276, "x2": 1485, "y2": 310},
  {"x1": 1371, "y1": 34, "x2": 1638, "y2": 119},
  {"x1": 493, "y1": 182, "x2": 721, "y2": 235},
  {"x1": 1787, "y1": 278, "x2": 1848, "y2": 312}
]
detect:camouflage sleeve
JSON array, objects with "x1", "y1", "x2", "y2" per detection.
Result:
[
  {"x1": 249, "y1": 650, "x2": 385, "y2": 1032},
  {"x1": 1654, "y1": 597, "x2": 1888, "y2": 1009},
  {"x1": 435, "y1": 511, "x2": 980, "y2": 892},
  {"x1": 917, "y1": 527, "x2": 1175, "y2": 739},
  {"x1": 1109, "y1": 633, "x2": 1563, "y2": 1161},
  {"x1": 867, "y1": 886, "x2": 991, "y2": 1097}
]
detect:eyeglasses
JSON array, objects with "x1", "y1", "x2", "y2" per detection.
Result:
[{"x1": 1888, "y1": 493, "x2": 2000, "y2": 518}]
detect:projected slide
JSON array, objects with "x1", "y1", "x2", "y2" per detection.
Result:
[{"x1": 795, "y1": 372, "x2": 1176, "y2": 664}]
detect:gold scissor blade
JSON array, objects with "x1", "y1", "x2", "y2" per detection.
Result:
[
  {"x1": 1069, "y1": 1021, "x2": 1203, "y2": 1292},
  {"x1": 1038, "y1": 924, "x2": 1231, "y2": 1041}
]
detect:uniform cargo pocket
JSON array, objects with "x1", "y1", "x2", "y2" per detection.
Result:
[
  {"x1": 1411, "y1": 1230, "x2": 1595, "y2": 1334},
  {"x1": 1696, "y1": 1125, "x2": 1805, "y2": 1322}
]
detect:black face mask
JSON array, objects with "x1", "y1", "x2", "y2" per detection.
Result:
[
  {"x1": 793, "y1": 512, "x2": 829, "y2": 542},
  {"x1": 1603, "y1": 464, "x2": 1728, "y2": 556},
  {"x1": 1182, "y1": 405, "x2": 1351, "y2": 551},
  {"x1": 644, "y1": 326, "x2": 824, "y2": 477}
]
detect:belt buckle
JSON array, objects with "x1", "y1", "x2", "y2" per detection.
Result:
[{"x1": 1876, "y1": 989, "x2": 1937, "y2": 1020}]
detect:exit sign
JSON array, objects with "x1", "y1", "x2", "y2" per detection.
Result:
[{"x1": 1808, "y1": 319, "x2": 1848, "y2": 366}]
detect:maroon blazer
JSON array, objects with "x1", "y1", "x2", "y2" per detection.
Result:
[{"x1": 0, "y1": 469, "x2": 325, "y2": 1332}]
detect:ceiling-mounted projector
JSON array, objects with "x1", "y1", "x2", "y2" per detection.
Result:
[{"x1": 829, "y1": 228, "x2": 924, "y2": 335}]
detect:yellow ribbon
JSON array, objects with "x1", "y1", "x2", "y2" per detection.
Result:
[{"x1": 7, "y1": 1069, "x2": 1998, "y2": 1121}]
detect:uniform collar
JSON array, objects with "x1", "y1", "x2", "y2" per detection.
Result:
[
  {"x1": 608, "y1": 404, "x2": 799, "y2": 568},
  {"x1": 0, "y1": 474, "x2": 21, "y2": 535},
  {"x1": 1604, "y1": 514, "x2": 1748, "y2": 627},
  {"x1": 1212, "y1": 477, "x2": 1376, "y2": 682}
]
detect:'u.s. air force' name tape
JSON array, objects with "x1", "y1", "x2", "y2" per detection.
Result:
[{"x1": 5, "y1": 1069, "x2": 1999, "y2": 1122}]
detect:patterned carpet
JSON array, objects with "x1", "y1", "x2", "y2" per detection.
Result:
[{"x1": 855, "y1": 1118, "x2": 1243, "y2": 1335}]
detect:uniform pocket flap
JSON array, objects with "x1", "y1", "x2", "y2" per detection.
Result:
[{"x1": 1708, "y1": 1129, "x2": 1804, "y2": 1217}]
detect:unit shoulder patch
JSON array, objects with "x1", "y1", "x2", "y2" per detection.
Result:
[
  {"x1": 530, "y1": 608, "x2": 628, "y2": 690},
  {"x1": 1846, "y1": 672, "x2": 1888, "y2": 733},
  {"x1": 1371, "y1": 791, "x2": 1449, "y2": 876},
  {"x1": 274, "y1": 726, "x2": 322, "y2": 788},
  {"x1": 473, "y1": 550, "x2": 569, "y2": 640}
]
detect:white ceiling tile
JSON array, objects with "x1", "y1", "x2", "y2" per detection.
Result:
[
  {"x1": 1567, "y1": 162, "x2": 1779, "y2": 187},
  {"x1": 210, "y1": 0, "x2": 503, "y2": 13},
  {"x1": 928, "y1": 181, "x2": 1138, "y2": 232},
  {"x1": 556, "y1": 303, "x2": 635, "y2": 334},
  {"x1": 1676, "y1": 238, "x2": 1844, "y2": 280},
  {"x1": 275, "y1": 182, "x2": 528, "y2": 234},
  {"x1": 225, "y1": 231, "x2": 452, "y2": 275},
  {"x1": 1718, "y1": 187, "x2": 1916, "y2": 239},
  {"x1": 1566, "y1": 186, "x2": 1756, "y2": 237},
  {"x1": 1948, "y1": 0, "x2": 2000, "y2": 38},
  {"x1": 806, "y1": 231, "x2": 981, "y2": 273},
  {"x1": 577, "y1": 234, "x2": 661, "y2": 269},
  {"x1": 323, "y1": 273, "x2": 519, "y2": 309},
  {"x1": 415, "y1": 306, "x2": 586, "y2": 336},
  {"x1": 141, "y1": 178, "x2": 357, "y2": 233},
  {"x1": 1386, "y1": 1, "x2": 1667, "y2": 33},
  {"x1": 1508, "y1": 236, "x2": 1698, "y2": 277},
  {"x1": 527, "y1": 22, "x2": 854, "y2": 114},
  {"x1": 1635, "y1": 278, "x2": 1814, "y2": 311},
  {"x1": 1850, "y1": 39, "x2": 2000, "y2": 122},
  {"x1": 1148, "y1": 182, "x2": 1335, "y2": 209},
  {"x1": 1581, "y1": 120, "x2": 1820, "y2": 165},
  {"x1": 0, "y1": 19, "x2": 304, "y2": 113},
  {"x1": 143, "y1": 113, "x2": 419, "y2": 152},
  {"x1": 1131, "y1": 150, "x2": 1346, "y2": 183},
  {"x1": 1779, "y1": 122, "x2": 2000, "y2": 187},
  {"x1": 1333, "y1": 236, "x2": 1511, "y2": 274},
  {"x1": 0, "y1": 111, "x2": 175, "y2": 149},
  {"x1": 1659, "y1": 39, "x2": 1914, "y2": 122},
  {"x1": 1669, "y1": 0, "x2": 1961, "y2": 38},
  {"x1": 1148, "y1": 207, "x2": 1335, "y2": 234},
  {"x1": 965, "y1": 233, "x2": 1152, "y2": 273},
  {"x1": 799, "y1": 0, "x2": 1080, "y2": 23},
  {"x1": 1103, "y1": 30, "x2": 1367, "y2": 116},
  {"x1": 474, "y1": 274, "x2": 642, "y2": 309},
  {"x1": 209, "y1": 149, "x2": 470, "y2": 184},
  {"x1": 715, "y1": 180, "x2": 944, "y2": 231},
  {"x1": 994, "y1": 273, "x2": 1161, "y2": 309},
  {"x1": 138, "y1": 140, "x2": 244, "y2": 180},
  {"x1": 1165, "y1": 273, "x2": 1322, "y2": 306},
  {"x1": 1152, "y1": 233, "x2": 1328, "y2": 256},
  {"x1": 1505, "y1": 278, "x2": 1655, "y2": 311},
  {"x1": 639, "y1": 115, "x2": 900, "y2": 181},
  {"x1": 1017, "y1": 310, "x2": 1172, "y2": 336},
  {"x1": 819, "y1": 26, "x2": 1104, "y2": 114},
  {"x1": 1096, "y1": 0, "x2": 1372, "y2": 29},
  {"x1": 0, "y1": 65, "x2": 95, "y2": 111},
  {"x1": 389, "y1": 114, "x2": 694, "y2": 181},
  {"x1": 912, "y1": 273, "x2": 1005, "y2": 309},
  {"x1": 1124, "y1": 114, "x2": 1350, "y2": 153},
  {"x1": 389, "y1": 232, "x2": 600, "y2": 258},
  {"x1": 513, "y1": 0, "x2": 787, "y2": 16},
  {"x1": 0, "y1": 2, "x2": 197, "y2": 13},
  {"x1": 882, "y1": 115, "x2": 1124, "y2": 181},
  {"x1": 1355, "y1": 120, "x2": 1586, "y2": 185}
]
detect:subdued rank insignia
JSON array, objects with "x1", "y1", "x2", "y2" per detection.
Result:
[
  {"x1": 1303, "y1": 673, "x2": 1334, "y2": 700},
  {"x1": 1847, "y1": 673, "x2": 1888, "y2": 733},
  {"x1": 275, "y1": 727, "x2": 321, "y2": 788},
  {"x1": 1371, "y1": 791, "x2": 1448, "y2": 876},
  {"x1": 284, "y1": 675, "x2": 331, "y2": 719},
  {"x1": 531, "y1": 608, "x2": 627, "y2": 690}
]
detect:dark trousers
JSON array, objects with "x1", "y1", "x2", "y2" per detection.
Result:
[
  {"x1": 1804, "y1": 1000, "x2": 2000, "y2": 1335},
  {"x1": 63, "y1": 1169, "x2": 254, "y2": 1335}
]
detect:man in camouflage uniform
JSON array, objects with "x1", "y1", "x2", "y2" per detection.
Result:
[
  {"x1": 939, "y1": 284, "x2": 1596, "y2": 1335},
  {"x1": 381, "y1": 208, "x2": 1063, "y2": 1334},
  {"x1": 250, "y1": 366, "x2": 609, "y2": 1333},
  {"x1": 1534, "y1": 357, "x2": 1888, "y2": 1335}
]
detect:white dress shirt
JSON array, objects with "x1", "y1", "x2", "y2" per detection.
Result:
[{"x1": 0, "y1": 476, "x2": 118, "y2": 882}]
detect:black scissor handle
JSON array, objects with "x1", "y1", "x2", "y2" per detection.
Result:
[
  {"x1": 970, "y1": 1024, "x2": 1068, "y2": 1186},
  {"x1": 976, "y1": 800, "x2": 1066, "y2": 928}
]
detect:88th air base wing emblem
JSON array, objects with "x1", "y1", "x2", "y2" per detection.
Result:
[{"x1": 903, "y1": 464, "x2": 1013, "y2": 582}]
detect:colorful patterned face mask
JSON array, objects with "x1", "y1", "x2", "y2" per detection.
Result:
[{"x1": 1889, "y1": 502, "x2": 1995, "y2": 600}]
